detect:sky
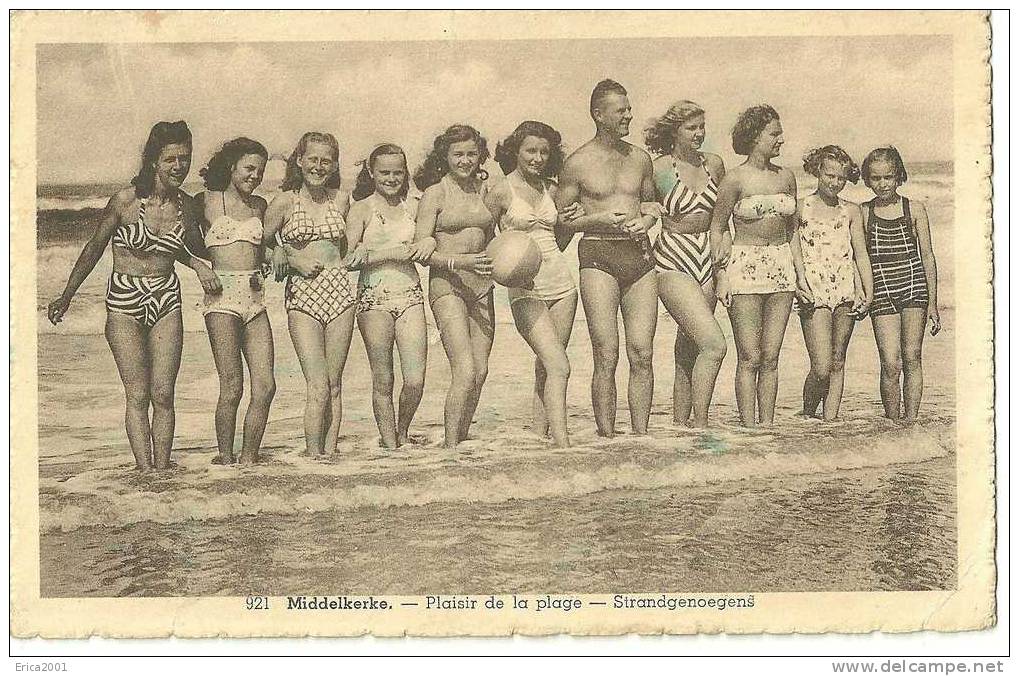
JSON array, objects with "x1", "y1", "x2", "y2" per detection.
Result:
[{"x1": 36, "y1": 35, "x2": 953, "y2": 185}]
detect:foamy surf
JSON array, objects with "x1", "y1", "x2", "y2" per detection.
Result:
[{"x1": 39, "y1": 421, "x2": 953, "y2": 533}]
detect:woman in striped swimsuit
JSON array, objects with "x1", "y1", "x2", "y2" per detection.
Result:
[
  {"x1": 643, "y1": 100, "x2": 728, "y2": 427},
  {"x1": 47, "y1": 121, "x2": 221, "y2": 471},
  {"x1": 861, "y1": 147, "x2": 941, "y2": 421},
  {"x1": 264, "y1": 131, "x2": 357, "y2": 456}
]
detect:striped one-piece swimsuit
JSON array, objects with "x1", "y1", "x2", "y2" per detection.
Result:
[
  {"x1": 865, "y1": 196, "x2": 929, "y2": 316},
  {"x1": 107, "y1": 196, "x2": 188, "y2": 327},
  {"x1": 653, "y1": 162, "x2": 718, "y2": 286}
]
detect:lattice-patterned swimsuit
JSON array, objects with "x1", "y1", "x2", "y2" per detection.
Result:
[
  {"x1": 106, "y1": 195, "x2": 189, "y2": 327},
  {"x1": 281, "y1": 191, "x2": 356, "y2": 325}
]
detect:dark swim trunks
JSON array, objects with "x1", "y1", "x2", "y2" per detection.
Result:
[{"x1": 578, "y1": 236, "x2": 654, "y2": 287}]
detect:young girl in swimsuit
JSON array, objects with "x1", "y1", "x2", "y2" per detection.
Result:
[
  {"x1": 861, "y1": 146, "x2": 941, "y2": 421},
  {"x1": 344, "y1": 144, "x2": 427, "y2": 449},
  {"x1": 412, "y1": 125, "x2": 496, "y2": 449},
  {"x1": 485, "y1": 121, "x2": 582, "y2": 448},
  {"x1": 795, "y1": 145, "x2": 873, "y2": 421},
  {"x1": 264, "y1": 132, "x2": 356, "y2": 456},
  {"x1": 710, "y1": 105, "x2": 808, "y2": 427},
  {"x1": 197, "y1": 137, "x2": 275, "y2": 464},
  {"x1": 47, "y1": 121, "x2": 220, "y2": 471},
  {"x1": 643, "y1": 100, "x2": 728, "y2": 427}
]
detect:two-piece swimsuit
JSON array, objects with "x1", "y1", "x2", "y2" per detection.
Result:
[
  {"x1": 280, "y1": 191, "x2": 356, "y2": 325},
  {"x1": 499, "y1": 173, "x2": 575, "y2": 305},
  {"x1": 864, "y1": 196, "x2": 928, "y2": 316},
  {"x1": 106, "y1": 195, "x2": 189, "y2": 328},
  {"x1": 428, "y1": 174, "x2": 495, "y2": 306},
  {"x1": 202, "y1": 192, "x2": 267, "y2": 324},
  {"x1": 653, "y1": 161, "x2": 718, "y2": 286},
  {"x1": 356, "y1": 197, "x2": 424, "y2": 318},
  {"x1": 797, "y1": 196, "x2": 857, "y2": 311},
  {"x1": 725, "y1": 192, "x2": 797, "y2": 295}
]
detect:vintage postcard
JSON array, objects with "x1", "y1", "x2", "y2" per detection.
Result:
[{"x1": 10, "y1": 10, "x2": 993, "y2": 638}]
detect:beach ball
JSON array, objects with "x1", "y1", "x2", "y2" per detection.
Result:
[{"x1": 487, "y1": 231, "x2": 542, "y2": 288}]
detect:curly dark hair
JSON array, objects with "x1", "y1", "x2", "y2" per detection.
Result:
[
  {"x1": 131, "y1": 120, "x2": 192, "y2": 198},
  {"x1": 802, "y1": 145, "x2": 860, "y2": 184},
  {"x1": 352, "y1": 143, "x2": 410, "y2": 201},
  {"x1": 731, "y1": 104, "x2": 780, "y2": 156},
  {"x1": 413, "y1": 124, "x2": 490, "y2": 192},
  {"x1": 494, "y1": 121, "x2": 565, "y2": 178},
  {"x1": 280, "y1": 131, "x2": 341, "y2": 192},
  {"x1": 199, "y1": 137, "x2": 269, "y2": 191},
  {"x1": 643, "y1": 100, "x2": 705, "y2": 156},
  {"x1": 862, "y1": 146, "x2": 909, "y2": 186}
]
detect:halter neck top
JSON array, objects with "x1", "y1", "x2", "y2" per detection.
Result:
[
  {"x1": 281, "y1": 190, "x2": 347, "y2": 245},
  {"x1": 662, "y1": 162, "x2": 718, "y2": 216},
  {"x1": 501, "y1": 173, "x2": 557, "y2": 233},
  {"x1": 205, "y1": 192, "x2": 262, "y2": 248},
  {"x1": 111, "y1": 195, "x2": 189, "y2": 256}
]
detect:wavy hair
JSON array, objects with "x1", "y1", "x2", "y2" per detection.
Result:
[
  {"x1": 731, "y1": 104, "x2": 780, "y2": 156},
  {"x1": 494, "y1": 120, "x2": 565, "y2": 178},
  {"x1": 280, "y1": 131, "x2": 341, "y2": 192},
  {"x1": 131, "y1": 120, "x2": 192, "y2": 198},
  {"x1": 802, "y1": 145, "x2": 860, "y2": 184},
  {"x1": 352, "y1": 143, "x2": 410, "y2": 201},
  {"x1": 643, "y1": 100, "x2": 705, "y2": 156},
  {"x1": 413, "y1": 124, "x2": 489, "y2": 192},
  {"x1": 862, "y1": 146, "x2": 909, "y2": 186},
  {"x1": 590, "y1": 78, "x2": 627, "y2": 119},
  {"x1": 199, "y1": 137, "x2": 269, "y2": 191}
]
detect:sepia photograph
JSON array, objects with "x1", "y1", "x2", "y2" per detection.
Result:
[{"x1": 10, "y1": 9, "x2": 994, "y2": 638}]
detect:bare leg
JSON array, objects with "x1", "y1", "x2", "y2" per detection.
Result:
[
  {"x1": 620, "y1": 271, "x2": 657, "y2": 434},
  {"x1": 239, "y1": 312, "x2": 275, "y2": 462},
  {"x1": 531, "y1": 293, "x2": 578, "y2": 437},
  {"x1": 324, "y1": 307, "x2": 356, "y2": 453},
  {"x1": 512, "y1": 297, "x2": 572, "y2": 447},
  {"x1": 459, "y1": 291, "x2": 495, "y2": 442},
  {"x1": 288, "y1": 311, "x2": 330, "y2": 455},
  {"x1": 727, "y1": 294, "x2": 765, "y2": 426},
  {"x1": 358, "y1": 310, "x2": 399, "y2": 448},
  {"x1": 900, "y1": 307, "x2": 927, "y2": 420},
  {"x1": 394, "y1": 304, "x2": 428, "y2": 445},
  {"x1": 824, "y1": 304, "x2": 856, "y2": 421},
  {"x1": 432, "y1": 294, "x2": 475, "y2": 449},
  {"x1": 580, "y1": 268, "x2": 621, "y2": 437},
  {"x1": 146, "y1": 310, "x2": 183, "y2": 469},
  {"x1": 105, "y1": 314, "x2": 153, "y2": 470},
  {"x1": 657, "y1": 271, "x2": 727, "y2": 427},
  {"x1": 757, "y1": 292, "x2": 794, "y2": 425},
  {"x1": 871, "y1": 313, "x2": 904, "y2": 419},
  {"x1": 205, "y1": 313, "x2": 244, "y2": 463},
  {"x1": 798, "y1": 306, "x2": 833, "y2": 418}
]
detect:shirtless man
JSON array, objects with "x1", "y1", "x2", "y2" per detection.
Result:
[{"x1": 556, "y1": 79, "x2": 658, "y2": 437}]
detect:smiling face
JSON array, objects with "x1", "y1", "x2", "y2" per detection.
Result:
[
  {"x1": 595, "y1": 92, "x2": 633, "y2": 138},
  {"x1": 446, "y1": 139, "x2": 481, "y2": 180},
  {"x1": 372, "y1": 152, "x2": 407, "y2": 198},
  {"x1": 754, "y1": 119, "x2": 784, "y2": 158},
  {"x1": 674, "y1": 113, "x2": 706, "y2": 153},
  {"x1": 816, "y1": 158, "x2": 849, "y2": 200},
  {"x1": 154, "y1": 142, "x2": 192, "y2": 190},
  {"x1": 865, "y1": 159, "x2": 900, "y2": 199},
  {"x1": 298, "y1": 140, "x2": 338, "y2": 188},
  {"x1": 230, "y1": 152, "x2": 267, "y2": 196},
  {"x1": 516, "y1": 135, "x2": 551, "y2": 178}
]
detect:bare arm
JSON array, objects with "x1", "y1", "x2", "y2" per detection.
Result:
[
  {"x1": 912, "y1": 200, "x2": 941, "y2": 334},
  {"x1": 848, "y1": 202, "x2": 874, "y2": 301},
  {"x1": 709, "y1": 174, "x2": 740, "y2": 265},
  {"x1": 177, "y1": 193, "x2": 221, "y2": 293}
]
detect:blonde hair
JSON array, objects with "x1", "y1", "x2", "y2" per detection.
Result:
[{"x1": 643, "y1": 100, "x2": 705, "y2": 156}]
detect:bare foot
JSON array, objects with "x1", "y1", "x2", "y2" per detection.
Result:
[
  {"x1": 211, "y1": 454, "x2": 235, "y2": 465},
  {"x1": 238, "y1": 451, "x2": 259, "y2": 464}
]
